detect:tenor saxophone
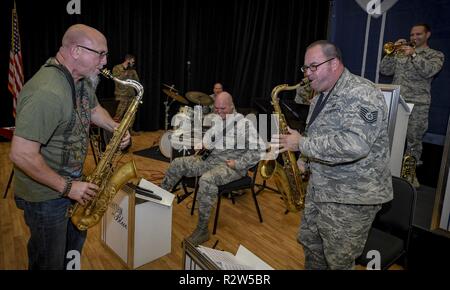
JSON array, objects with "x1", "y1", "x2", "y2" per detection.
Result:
[
  {"x1": 259, "y1": 78, "x2": 311, "y2": 212},
  {"x1": 70, "y1": 69, "x2": 144, "y2": 231}
]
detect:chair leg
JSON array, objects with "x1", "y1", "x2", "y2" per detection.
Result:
[
  {"x1": 251, "y1": 187, "x2": 263, "y2": 222},
  {"x1": 172, "y1": 179, "x2": 185, "y2": 204},
  {"x1": 190, "y1": 183, "x2": 199, "y2": 216},
  {"x1": 3, "y1": 169, "x2": 14, "y2": 199},
  {"x1": 213, "y1": 193, "x2": 222, "y2": 235},
  {"x1": 255, "y1": 180, "x2": 279, "y2": 195}
]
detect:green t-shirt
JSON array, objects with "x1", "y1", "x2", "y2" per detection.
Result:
[{"x1": 14, "y1": 58, "x2": 98, "y2": 202}]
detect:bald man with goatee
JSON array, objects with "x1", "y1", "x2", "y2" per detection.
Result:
[{"x1": 10, "y1": 24, "x2": 130, "y2": 270}]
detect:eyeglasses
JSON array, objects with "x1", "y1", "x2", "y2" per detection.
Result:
[
  {"x1": 301, "y1": 57, "x2": 335, "y2": 73},
  {"x1": 77, "y1": 45, "x2": 108, "y2": 58}
]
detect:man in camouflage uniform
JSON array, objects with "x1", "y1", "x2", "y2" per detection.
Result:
[
  {"x1": 380, "y1": 23, "x2": 444, "y2": 187},
  {"x1": 112, "y1": 54, "x2": 140, "y2": 134},
  {"x1": 275, "y1": 40, "x2": 393, "y2": 269},
  {"x1": 161, "y1": 92, "x2": 264, "y2": 246}
]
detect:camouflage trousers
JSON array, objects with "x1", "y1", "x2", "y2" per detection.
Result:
[
  {"x1": 115, "y1": 96, "x2": 131, "y2": 117},
  {"x1": 161, "y1": 155, "x2": 242, "y2": 229},
  {"x1": 114, "y1": 96, "x2": 136, "y2": 129},
  {"x1": 298, "y1": 194, "x2": 381, "y2": 270},
  {"x1": 406, "y1": 104, "x2": 429, "y2": 162}
]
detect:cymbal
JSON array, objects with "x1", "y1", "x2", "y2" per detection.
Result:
[
  {"x1": 162, "y1": 88, "x2": 189, "y2": 104},
  {"x1": 162, "y1": 83, "x2": 178, "y2": 92},
  {"x1": 185, "y1": 91, "x2": 213, "y2": 105}
]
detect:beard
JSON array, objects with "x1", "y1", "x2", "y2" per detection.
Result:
[{"x1": 87, "y1": 74, "x2": 100, "y2": 90}]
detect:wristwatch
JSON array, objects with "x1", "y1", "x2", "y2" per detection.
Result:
[{"x1": 61, "y1": 177, "x2": 73, "y2": 197}]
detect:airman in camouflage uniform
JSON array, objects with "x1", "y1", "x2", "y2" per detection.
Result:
[
  {"x1": 161, "y1": 92, "x2": 264, "y2": 246},
  {"x1": 112, "y1": 54, "x2": 139, "y2": 133},
  {"x1": 275, "y1": 41, "x2": 393, "y2": 269},
  {"x1": 380, "y1": 24, "x2": 444, "y2": 186}
]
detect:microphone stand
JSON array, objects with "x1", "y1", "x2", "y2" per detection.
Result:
[{"x1": 164, "y1": 96, "x2": 174, "y2": 131}]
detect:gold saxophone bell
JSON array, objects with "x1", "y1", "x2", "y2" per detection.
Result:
[{"x1": 383, "y1": 41, "x2": 416, "y2": 55}]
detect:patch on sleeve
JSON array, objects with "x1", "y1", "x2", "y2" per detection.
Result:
[{"x1": 359, "y1": 107, "x2": 378, "y2": 123}]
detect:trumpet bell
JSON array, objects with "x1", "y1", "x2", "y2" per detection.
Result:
[
  {"x1": 383, "y1": 42, "x2": 396, "y2": 55},
  {"x1": 383, "y1": 41, "x2": 415, "y2": 55}
]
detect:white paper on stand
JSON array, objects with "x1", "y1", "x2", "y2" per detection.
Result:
[
  {"x1": 137, "y1": 178, "x2": 175, "y2": 207},
  {"x1": 197, "y1": 245, "x2": 273, "y2": 270}
]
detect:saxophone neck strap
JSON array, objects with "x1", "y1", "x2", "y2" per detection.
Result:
[
  {"x1": 306, "y1": 75, "x2": 340, "y2": 131},
  {"x1": 45, "y1": 63, "x2": 77, "y2": 110}
]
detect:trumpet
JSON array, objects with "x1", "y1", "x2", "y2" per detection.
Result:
[{"x1": 383, "y1": 41, "x2": 415, "y2": 55}]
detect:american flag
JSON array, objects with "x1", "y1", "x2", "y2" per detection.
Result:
[{"x1": 8, "y1": 2, "x2": 24, "y2": 118}]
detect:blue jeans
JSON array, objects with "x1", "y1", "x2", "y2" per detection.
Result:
[{"x1": 15, "y1": 197, "x2": 87, "y2": 270}]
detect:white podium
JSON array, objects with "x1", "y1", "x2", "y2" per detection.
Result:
[
  {"x1": 101, "y1": 179, "x2": 175, "y2": 269},
  {"x1": 376, "y1": 84, "x2": 412, "y2": 177}
]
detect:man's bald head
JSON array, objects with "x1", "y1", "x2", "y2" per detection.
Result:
[
  {"x1": 62, "y1": 24, "x2": 106, "y2": 48},
  {"x1": 214, "y1": 92, "x2": 235, "y2": 119},
  {"x1": 56, "y1": 24, "x2": 108, "y2": 82}
]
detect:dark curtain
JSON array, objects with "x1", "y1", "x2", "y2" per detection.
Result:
[{"x1": 0, "y1": 0, "x2": 329, "y2": 132}]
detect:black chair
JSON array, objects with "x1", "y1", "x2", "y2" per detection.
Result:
[
  {"x1": 356, "y1": 176, "x2": 417, "y2": 270},
  {"x1": 172, "y1": 176, "x2": 199, "y2": 204},
  {"x1": 191, "y1": 163, "x2": 263, "y2": 234}
]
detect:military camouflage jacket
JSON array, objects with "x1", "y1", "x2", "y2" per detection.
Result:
[
  {"x1": 112, "y1": 64, "x2": 140, "y2": 99},
  {"x1": 203, "y1": 113, "x2": 265, "y2": 176},
  {"x1": 380, "y1": 47, "x2": 444, "y2": 105},
  {"x1": 299, "y1": 69, "x2": 393, "y2": 205}
]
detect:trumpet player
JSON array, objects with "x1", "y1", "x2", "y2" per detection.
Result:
[{"x1": 380, "y1": 23, "x2": 444, "y2": 187}]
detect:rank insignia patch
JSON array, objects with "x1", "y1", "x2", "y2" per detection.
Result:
[{"x1": 359, "y1": 107, "x2": 378, "y2": 123}]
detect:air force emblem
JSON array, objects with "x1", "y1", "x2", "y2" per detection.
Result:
[{"x1": 359, "y1": 106, "x2": 378, "y2": 123}]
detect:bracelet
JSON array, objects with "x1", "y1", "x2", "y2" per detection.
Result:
[{"x1": 61, "y1": 177, "x2": 73, "y2": 197}]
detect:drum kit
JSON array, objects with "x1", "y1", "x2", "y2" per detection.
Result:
[{"x1": 159, "y1": 84, "x2": 215, "y2": 159}]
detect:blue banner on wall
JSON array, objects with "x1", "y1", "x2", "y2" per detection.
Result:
[{"x1": 329, "y1": 0, "x2": 449, "y2": 138}]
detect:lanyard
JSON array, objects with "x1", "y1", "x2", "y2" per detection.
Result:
[{"x1": 305, "y1": 76, "x2": 340, "y2": 133}]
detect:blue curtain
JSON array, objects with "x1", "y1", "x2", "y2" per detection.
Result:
[{"x1": 329, "y1": 0, "x2": 449, "y2": 138}]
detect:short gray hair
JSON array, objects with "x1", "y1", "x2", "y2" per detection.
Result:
[{"x1": 307, "y1": 40, "x2": 343, "y2": 63}]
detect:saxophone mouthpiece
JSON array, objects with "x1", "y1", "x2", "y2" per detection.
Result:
[
  {"x1": 301, "y1": 77, "x2": 310, "y2": 86},
  {"x1": 100, "y1": 68, "x2": 113, "y2": 79}
]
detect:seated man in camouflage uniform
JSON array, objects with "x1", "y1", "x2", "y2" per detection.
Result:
[
  {"x1": 380, "y1": 23, "x2": 444, "y2": 187},
  {"x1": 161, "y1": 92, "x2": 264, "y2": 246}
]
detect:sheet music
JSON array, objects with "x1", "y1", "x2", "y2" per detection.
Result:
[{"x1": 197, "y1": 246, "x2": 254, "y2": 270}]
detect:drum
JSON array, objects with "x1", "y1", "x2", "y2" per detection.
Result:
[
  {"x1": 159, "y1": 131, "x2": 172, "y2": 159},
  {"x1": 172, "y1": 106, "x2": 194, "y2": 130},
  {"x1": 203, "y1": 113, "x2": 219, "y2": 128},
  {"x1": 179, "y1": 106, "x2": 194, "y2": 118}
]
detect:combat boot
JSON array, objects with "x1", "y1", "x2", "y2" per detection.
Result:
[{"x1": 186, "y1": 226, "x2": 210, "y2": 246}]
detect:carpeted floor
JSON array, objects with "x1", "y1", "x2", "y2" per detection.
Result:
[{"x1": 133, "y1": 146, "x2": 170, "y2": 163}]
